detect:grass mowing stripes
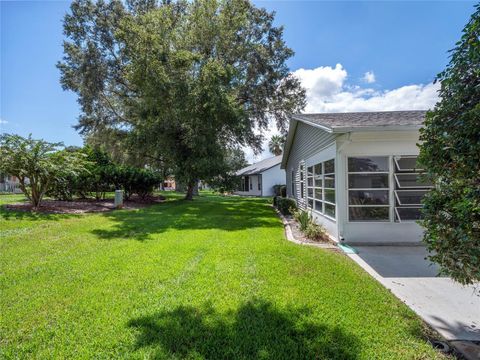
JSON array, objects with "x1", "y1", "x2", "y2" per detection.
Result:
[{"x1": 0, "y1": 192, "x2": 447, "y2": 359}]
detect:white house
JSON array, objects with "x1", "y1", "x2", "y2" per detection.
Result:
[
  {"x1": 281, "y1": 110, "x2": 432, "y2": 245},
  {"x1": 235, "y1": 155, "x2": 285, "y2": 197}
]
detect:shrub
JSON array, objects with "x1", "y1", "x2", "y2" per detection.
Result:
[
  {"x1": 276, "y1": 197, "x2": 296, "y2": 215},
  {"x1": 111, "y1": 166, "x2": 161, "y2": 200},
  {"x1": 47, "y1": 146, "x2": 113, "y2": 201},
  {"x1": 292, "y1": 209, "x2": 310, "y2": 231},
  {"x1": 305, "y1": 222, "x2": 327, "y2": 241},
  {"x1": 417, "y1": 5, "x2": 480, "y2": 285},
  {"x1": 290, "y1": 208, "x2": 328, "y2": 242},
  {"x1": 272, "y1": 185, "x2": 282, "y2": 197},
  {"x1": 135, "y1": 169, "x2": 162, "y2": 199},
  {"x1": 47, "y1": 176, "x2": 76, "y2": 201},
  {"x1": 273, "y1": 184, "x2": 286, "y2": 197}
]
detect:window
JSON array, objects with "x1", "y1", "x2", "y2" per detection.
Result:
[
  {"x1": 249, "y1": 179, "x2": 252, "y2": 190},
  {"x1": 306, "y1": 159, "x2": 335, "y2": 219},
  {"x1": 348, "y1": 157, "x2": 390, "y2": 221},
  {"x1": 394, "y1": 156, "x2": 431, "y2": 222},
  {"x1": 241, "y1": 176, "x2": 249, "y2": 192},
  {"x1": 347, "y1": 155, "x2": 431, "y2": 222},
  {"x1": 258, "y1": 176, "x2": 261, "y2": 191}
]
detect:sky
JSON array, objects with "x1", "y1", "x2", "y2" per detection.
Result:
[{"x1": 1, "y1": 1, "x2": 477, "y2": 162}]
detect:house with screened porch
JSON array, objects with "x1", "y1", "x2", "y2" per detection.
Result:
[{"x1": 281, "y1": 110, "x2": 432, "y2": 244}]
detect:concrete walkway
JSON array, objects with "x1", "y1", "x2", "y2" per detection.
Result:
[{"x1": 347, "y1": 246, "x2": 480, "y2": 358}]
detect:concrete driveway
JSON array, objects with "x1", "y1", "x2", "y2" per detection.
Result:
[{"x1": 347, "y1": 246, "x2": 480, "y2": 346}]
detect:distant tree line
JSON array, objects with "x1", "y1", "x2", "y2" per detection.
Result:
[{"x1": 0, "y1": 134, "x2": 161, "y2": 208}]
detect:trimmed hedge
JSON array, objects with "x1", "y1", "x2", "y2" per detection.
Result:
[
  {"x1": 275, "y1": 197, "x2": 297, "y2": 215},
  {"x1": 272, "y1": 184, "x2": 286, "y2": 197}
]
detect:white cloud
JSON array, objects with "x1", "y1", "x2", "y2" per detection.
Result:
[
  {"x1": 294, "y1": 64, "x2": 347, "y2": 102},
  {"x1": 363, "y1": 71, "x2": 376, "y2": 83},
  {"x1": 0, "y1": 118, "x2": 7, "y2": 124},
  {"x1": 292, "y1": 64, "x2": 439, "y2": 113},
  {"x1": 244, "y1": 64, "x2": 440, "y2": 163}
]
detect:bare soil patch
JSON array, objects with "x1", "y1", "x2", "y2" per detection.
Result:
[{"x1": 5, "y1": 195, "x2": 165, "y2": 214}]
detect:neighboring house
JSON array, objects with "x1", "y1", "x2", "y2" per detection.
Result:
[
  {"x1": 162, "y1": 176, "x2": 176, "y2": 191},
  {"x1": 235, "y1": 155, "x2": 285, "y2": 197},
  {"x1": 198, "y1": 180, "x2": 210, "y2": 190},
  {"x1": 0, "y1": 175, "x2": 22, "y2": 193},
  {"x1": 281, "y1": 110, "x2": 431, "y2": 245}
]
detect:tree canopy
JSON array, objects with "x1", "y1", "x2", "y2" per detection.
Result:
[
  {"x1": 208, "y1": 148, "x2": 248, "y2": 194},
  {"x1": 59, "y1": 0, "x2": 305, "y2": 199},
  {"x1": 418, "y1": 4, "x2": 480, "y2": 284}
]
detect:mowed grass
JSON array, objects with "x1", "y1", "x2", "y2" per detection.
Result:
[{"x1": 0, "y1": 192, "x2": 444, "y2": 359}]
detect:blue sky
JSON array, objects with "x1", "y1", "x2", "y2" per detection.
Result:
[{"x1": 1, "y1": 1, "x2": 476, "y2": 150}]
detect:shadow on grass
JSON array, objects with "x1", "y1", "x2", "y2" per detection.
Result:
[
  {"x1": 0, "y1": 206, "x2": 80, "y2": 222},
  {"x1": 91, "y1": 195, "x2": 281, "y2": 241},
  {"x1": 128, "y1": 300, "x2": 360, "y2": 359}
]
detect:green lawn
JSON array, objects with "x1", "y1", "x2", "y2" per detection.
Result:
[{"x1": 0, "y1": 192, "x2": 444, "y2": 359}]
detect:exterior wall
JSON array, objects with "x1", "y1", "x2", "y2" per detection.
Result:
[
  {"x1": 261, "y1": 164, "x2": 285, "y2": 196},
  {"x1": 284, "y1": 122, "x2": 338, "y2": 237},
  {"x1": 234, "y1": 174, "x2": 262, "y2": 196},
  {"x1": 336, "y1": 131, "x2": 424, "y2": 244},
  {"x1": 285, "y1": 122, "x2": 337, "y2": 201}
]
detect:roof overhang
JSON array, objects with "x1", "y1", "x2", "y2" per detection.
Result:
[
  {"x1": 280, "y1": 118, "x2": 299, "y2": 169},
  {"x1": 236, "y1": 160, "x2": 281, "y2": 176}
]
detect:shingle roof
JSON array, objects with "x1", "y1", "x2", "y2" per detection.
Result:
[
  {"x1": 236, "y1": 155, "x2": 282, "y2": 176},
  {"x1": 281, "y1": 110, "x2": 427, "y2": 169},
  {"x1": 291, "y1": 110, "x2": 426, "y2": 132}
]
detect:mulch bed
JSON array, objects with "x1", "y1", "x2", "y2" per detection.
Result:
[{"x1": 4, "y1": 195, "x2": 166, "y2": 214}]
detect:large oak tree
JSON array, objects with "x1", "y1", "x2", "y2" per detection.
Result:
[{"x1": 59, "y1": 0, "x2": 305, "y2": 199}]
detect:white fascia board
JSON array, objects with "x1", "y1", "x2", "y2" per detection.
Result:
[{"x1": 331, "y1": 125, "x2": 422, "y2": 133}]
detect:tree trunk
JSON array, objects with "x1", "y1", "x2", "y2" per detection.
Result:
[
  {"x1": 185, "y1": 181, "x2": 195, "y2": 200},
  {"x1": 32, "y1": 189, "x2": 41, "y2": 209}
]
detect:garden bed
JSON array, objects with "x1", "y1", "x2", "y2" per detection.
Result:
[
  {"x1": 4, "y1": 195, "x2": 165, "y2": 214},
  {"x1": 282, "y1": 212, "x2": 337, "y2": 247}
]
